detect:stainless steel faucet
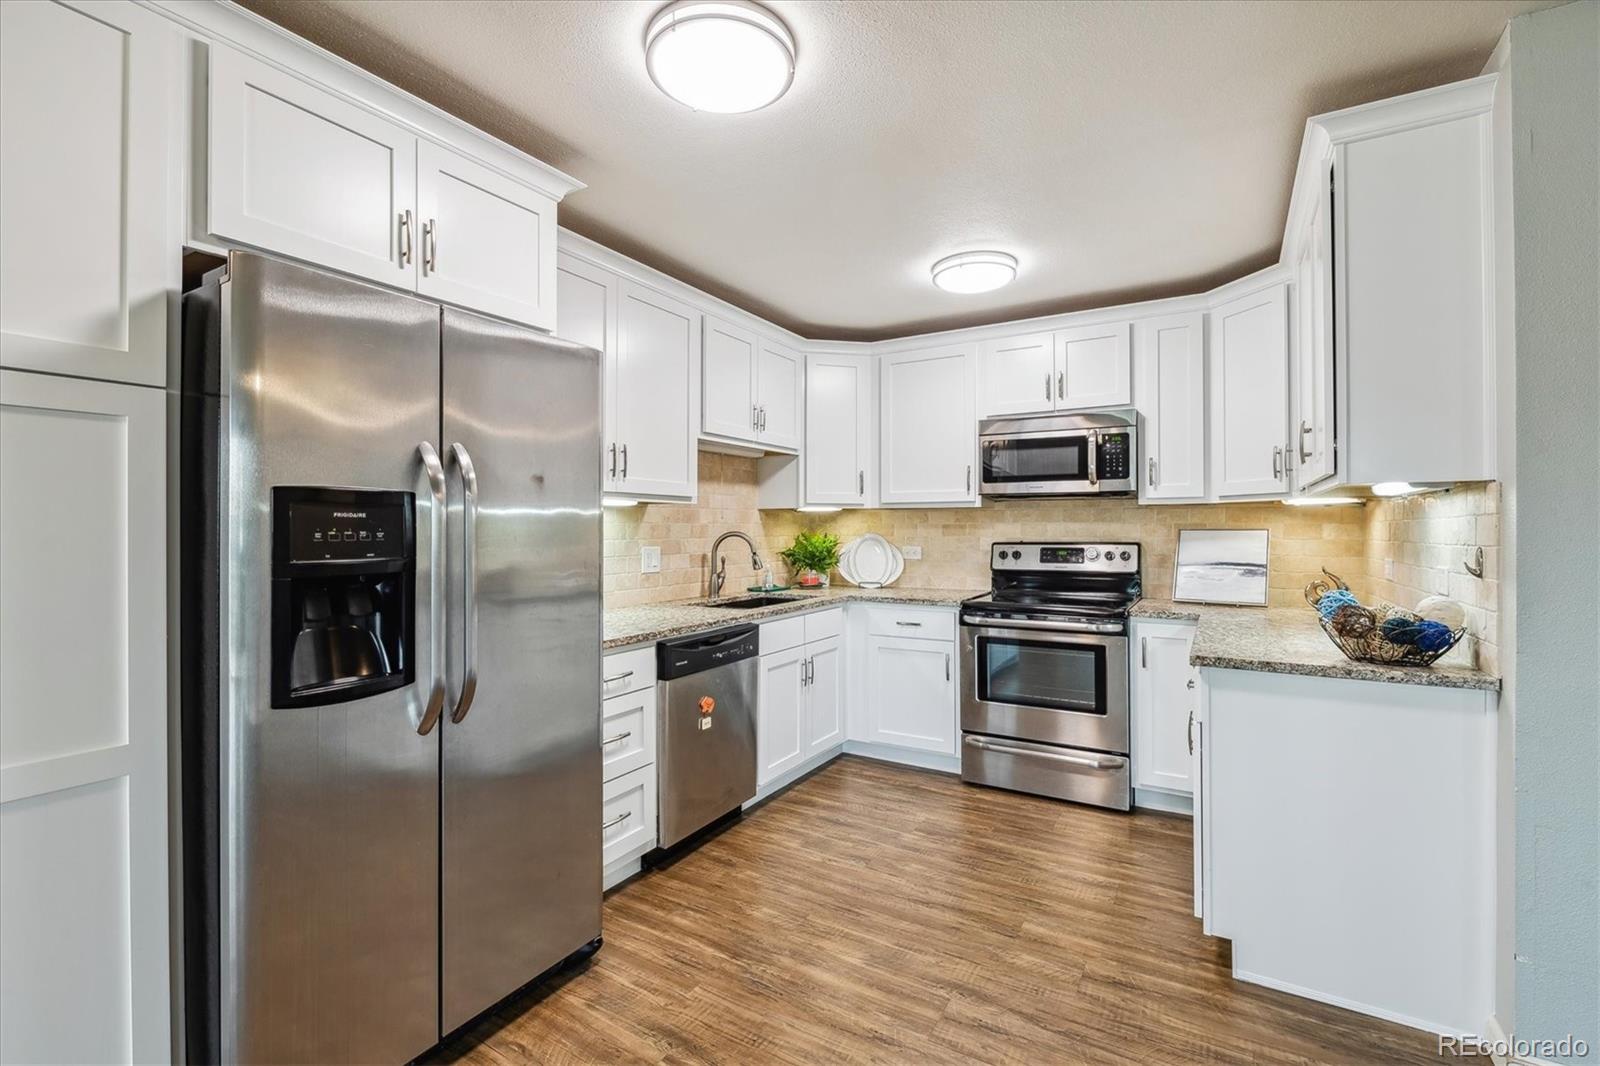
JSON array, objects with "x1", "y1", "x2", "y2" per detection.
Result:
[{"x1": 708, "y1": 531, "x2": 763, "y2": 601}]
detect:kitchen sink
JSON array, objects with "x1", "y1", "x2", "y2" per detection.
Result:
[{"x1": 705, "y1": 595, "x2": 805, "y2": 609}]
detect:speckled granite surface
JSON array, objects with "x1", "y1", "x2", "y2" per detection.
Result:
[
  {"x1": 1131, "y1": 599, "x2": 1500, "y2": 691},
  {"x1": 603, "y1": 586, "x2": 981, "y2": 649}
]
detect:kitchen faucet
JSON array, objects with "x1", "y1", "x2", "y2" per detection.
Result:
[{"x1": 708, "y1": 531, "x2": 763, "y2": 601}]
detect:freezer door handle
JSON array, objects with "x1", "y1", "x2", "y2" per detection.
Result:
[
  {"x1": 449, "y1": 441, "x2": 480, "y2": 724},
  {"x1": 417, "y1": 442, "x2": 448, "y2": 736}
]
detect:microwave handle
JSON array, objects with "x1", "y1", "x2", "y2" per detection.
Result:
[{"x1": 1087, "y1": 429, "x2": 1099, "y2": 487}]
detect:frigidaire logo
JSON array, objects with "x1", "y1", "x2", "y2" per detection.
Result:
[{"x1": 332, "y1": 511, "x2": 367, "y2": 518}]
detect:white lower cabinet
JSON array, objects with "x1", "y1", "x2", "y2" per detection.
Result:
[
  {"x1": 601, "y1": 686, "x2": 656, "y2": 783},
  {"x1": 862, "y1": 631, "x2": 957, "y2": 755},
  {"x1": 1130, "y1": 620, "x2": 1199, "y2": 797},
  {"x1": 757, "y1": 614, "x2": 846, "y2": 786},
  {"x1": 601, "y1": 765, "x2": 656, "y2": 869}
]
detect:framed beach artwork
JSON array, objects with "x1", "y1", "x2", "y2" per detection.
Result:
[{"x1": 1173, "y1": 529, "x2": 1270, "y2": 606}]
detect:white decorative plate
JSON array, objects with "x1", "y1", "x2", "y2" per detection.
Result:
[{"x1": 845, "y1": 533, "x2": 902, "y2": 588}]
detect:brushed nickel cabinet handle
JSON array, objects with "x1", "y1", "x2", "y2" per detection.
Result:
[
  {"x1": 1141, "y1": 637, "x2": 1147, "y2": 668},
  {"x1": 602, "y1": 811, "x2": 632, "y2": 831},
  {"x1": 602, "y1": 730, "x2": 633, "y2": 747},
  {"x1": 966, "y1": 464, "x2": 972, "y2": 493},
  {"x1": 1273, "y1": 445, "x2": 1284, "y2": 480},
  {"x1": 423, "y1": 217, "x2": 438, "y2": 272},
  {"x1": 608, "y1": 442, "x2": 618, "y2": 480},
  {"x1": 752, "y1": 403, "x2": 758, "y2": 430},
  {"x1": 945, "y1": 653, "x2": 951, "y2": 682},
  {"x1": 621, "y1": 443, "x2": 629, "y2": 479},
  {"x1": 1045, "y1": 374, "x2": 1052, "y2": 402},
  {"x1": 603, "y1": 669, "x2": 633, "y2": 685},
  {"x1": 1057, "y1": 370, "x2": 1064, "y2": 400},
  {"x1": 858, "y1": 470, "x2": 864, "y2": 496},
  {"x1": 399, "y1": 210, "x2": 414, "y2": 266},
  {"x1": 1187, "y1": 709, "x2": 1195, "y2": 755},
  {"x1": 895, "y1": 620, "x2": 923, "y2": 628},
  {"x1": 1299, "y1": 420, "x2": 1313, "y2": 462},
  {"x1": 1148, "y1": 456, "x2": 1157, "y2": 488}
]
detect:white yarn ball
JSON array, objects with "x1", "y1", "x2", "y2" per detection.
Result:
[{"x1": 1415, "y1": 595, "x2": 1467, "y2": 630}]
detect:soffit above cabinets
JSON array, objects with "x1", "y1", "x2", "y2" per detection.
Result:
[{"x1": 238, "y1": 0, "x2": 1550, "y2": 340}]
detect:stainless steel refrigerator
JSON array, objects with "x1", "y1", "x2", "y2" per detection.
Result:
[{"x1": 180, "y1": 252, "x2": 602, "y2": 1064}]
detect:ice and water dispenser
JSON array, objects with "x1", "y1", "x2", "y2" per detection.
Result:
[{"x1": 270, "y1": 487, "x2": 415, "y2": 707}]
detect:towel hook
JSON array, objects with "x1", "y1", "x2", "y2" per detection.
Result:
[{"x1": 1463, "y1": 546, "x2": 1484, "y2": 579}]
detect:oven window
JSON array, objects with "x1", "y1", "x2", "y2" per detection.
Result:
[
  {"x1": 981, "y1": 436, "x2": 1088, "y2": 484},
  {"x1": 977, "y1": 636, "x2": 1105, "y2": 714}
]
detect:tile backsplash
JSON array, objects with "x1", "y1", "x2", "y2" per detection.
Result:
[{"x1": 603, "y1": 452, "x2": 1501, "y2": 668}]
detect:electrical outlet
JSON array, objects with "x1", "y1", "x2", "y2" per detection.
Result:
[
  {"x1": 641, "y1": 546, "x2": 662, "y2": 574},
  {"x1": 901, "y1": 545, "x2": 923, "y2": 560}
]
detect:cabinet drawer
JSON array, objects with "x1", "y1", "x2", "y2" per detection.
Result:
[
  {"x1": 804, "y1": 607, "x2": 844, "y2": 643},
  {"x1": 602, "y1": 645, "x2": 655, "y2": 699},
  {"x1": 601, "y1": 765, "x2": 656, "y2": 868},
  {"x1": 865, "y1": 605, "x2": 956, "y2": 641},
  {"x1": 601, "y1": 687, "x2": 655, "y2": 783},
  {"x1": 760, "y1": 615, "x2": 806, "y2": 655}
]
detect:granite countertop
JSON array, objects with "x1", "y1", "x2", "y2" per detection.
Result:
[
  {"x1": 603, "y1": 586, "x2": 982, "y2": 649},
  {"x1": 1131, "y1": 599, "x2": 1500, "y2": 691}
]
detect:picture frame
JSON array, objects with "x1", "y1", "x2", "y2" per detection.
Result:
[{"x1": 1173, "y1": 529, "x2": 1270, "y2": 606}]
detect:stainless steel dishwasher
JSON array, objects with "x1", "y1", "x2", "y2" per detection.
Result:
[{"x1": 655, "y1": 624, "x2": 759, "y2": 849}]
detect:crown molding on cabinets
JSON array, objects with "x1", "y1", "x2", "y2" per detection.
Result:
[{"x1": 143, "y1": 0, "x2": 583, "y2": 203}]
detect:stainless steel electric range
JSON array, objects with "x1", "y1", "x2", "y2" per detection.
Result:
[{"x1": 958, "y1": 541, "x2": 1140, "y2": 811}]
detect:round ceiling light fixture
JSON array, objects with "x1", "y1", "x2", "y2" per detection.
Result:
[
  {"x1": 645, "y1": 0, "x2": 796, "y2": 114},
  {"x1": 930, "y1": 250, "x2": 1019, "y2": 294}
]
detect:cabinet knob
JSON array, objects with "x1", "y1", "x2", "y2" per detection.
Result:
[{"x1": 1186, "y1": 678, "x2": 1195, "y2": 690}]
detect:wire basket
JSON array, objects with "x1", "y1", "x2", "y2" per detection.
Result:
[{"x1": 1303, "y1": 569, "x2": 1465, "y2": 668}]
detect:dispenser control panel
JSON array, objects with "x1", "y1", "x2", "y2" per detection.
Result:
[{"x1": 288, "y1": 499, "x2": 409, "y2": 562}]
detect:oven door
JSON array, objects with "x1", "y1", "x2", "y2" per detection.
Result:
[
  {"x1": 978, "y1": 430, "x2": 1095, "y2": 496},
  {"x1": 959, "y1": 618, "x2": 1130, "y2": 754}
]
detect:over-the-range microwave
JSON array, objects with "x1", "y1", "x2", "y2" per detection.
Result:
[{"x1": 977, "y1": 409, "x2": 1137, "y2": 497}]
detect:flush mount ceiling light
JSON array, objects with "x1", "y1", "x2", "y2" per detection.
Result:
[
  {"x1": 930, "y1": 251, "x2": 1018, "y2": 294},
  {"x1": 645, "y1": 0, "x2": 796, "y2": 114}
]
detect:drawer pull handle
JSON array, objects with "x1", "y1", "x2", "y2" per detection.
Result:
[
  {"x1": 965, "y1": 736, "x2": 1126, "y2": 771},
  {"x1": 894, "y1": 620, "x2": 923, "y2": 628},
  {"x1": 602, "y1": 730, "x2": 632, "y2": 747},
  {"x1": 603, "y1": 669, "x2": 634, "y2": 685},
  {"x1": 602, "y1": 811, "x2": 632, "y2": 831}
]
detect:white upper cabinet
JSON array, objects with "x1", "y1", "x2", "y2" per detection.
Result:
[
  {"x1": 1055, "y1": 322, "x2": 1133, "y2": 410},
  {"x1": 700, "y1": 316, "x2": 802, "y2": 452},
  {"x1": 208, "y1": 46, "x2": 416, "y2": 289},
  {"x1": 756, "y1": 338, "x2": 803, "y2": 451},
  {"x1": 414, "y1": 141, "x2": 558, "y2": 331},
  {"x1": 1291, "y1": 175, "x2": 1336, "y2": 491},
  {"x1": 613, "y1": 280, "x2": 700, "y2": 500},
  {"x1": 0, "y1": 0, "x2": 173, "y2": 387},
  {"x1": 879, "y1": 345, "x2": 977, "y2": 505},
  {"x1": 1209, "y1": 283, "x2": 1289, "y2": 498},
  {"x1": 1134, "y1": 312, "x2": 1207, "y2": 501},
  {"x1": 978, "y1": 332, "x2": 1056, "y2": 416},
  {"x1": 701, "y1": 315, "x2": 759, "y2": 441},
  {"x1": 804, "y1": 352, "x2": 875, "y2": 506},
  {"x1": 555, "y1": 251, "x2": 618, "y2": 487}
]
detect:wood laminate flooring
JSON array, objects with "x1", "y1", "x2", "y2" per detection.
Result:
[{"x1": 430, "y1": 757, "x2": 1463, "y2": 1065}]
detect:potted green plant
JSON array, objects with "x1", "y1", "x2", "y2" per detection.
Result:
[{"x1": 779, "y1": 530, "x2": 841, "y2": 589}]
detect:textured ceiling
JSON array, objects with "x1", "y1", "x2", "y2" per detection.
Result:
[{"x1": 239, "y1": 0, "x2": 1547, "y2": 341}]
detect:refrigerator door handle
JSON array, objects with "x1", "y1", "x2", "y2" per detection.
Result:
[
  {"x1": 449, "y1": 441, "x2": 480, "y2": 724},
  {"x1": 417, "y1": 442, "x2": 448, "y2": 736}
]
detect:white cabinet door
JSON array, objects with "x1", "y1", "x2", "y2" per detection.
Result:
[
  {"x1": 756, "y1": 338, "x2": 803, "y2": 452},
  {"x1": 1291, "y1": 174, "x2": 1336, "y2": 492},
  {"x1": 414, "y1": 140, "x2": 557, "y2": 331},
  {"x1": 1055, "y1": 322, "x2": 1132, "y2": 410},
  {"x1": 978, "y1": 333, "x2": 1056, "y2": 417},
  {"x1": 614, "y1": 281, "x2": 699, "y2": 499},
  {"x1": 601, "y1": 765, "x2": 656, "y2": 867},
  {"x1": 0, "y1": 0, "x2": 173, "y2": 387},
  {"x1": 803, "y1": 636, "x2": 844, "y2": 757},
  {"x1": 805, "y1": 353, "x2": 873, "y2": 506},
  {"x1": 208, "y1": 45, "x2": 415, "y2": 289},
  {"x1": 701, "y1": 314, "x2": 758, "y2": 442},
  {"x1": 556, "y1": 252, "x2": 619, "y2": 488},
  {"x1": 1135, "y1": 312, "x2": 1206, "y2": 501},
  {"x1": 1131, "y1": 622, "x2": 1198, "y2": 795},
  {"x1": 864, "y1": 635, "x2": 956, "y2": 754},
  {"x1": 879, "y1": 346, "x2": 976, "y2": 505},
  {"x1": 0, "y1": 371, "x2": 169, "y2": 1065},
  {"x1": 758, "y1": 646, "x2": 806, "y2": 786},
  {"x1": 1209, "y1": 284, "x2": 1289, "y2": 497}
]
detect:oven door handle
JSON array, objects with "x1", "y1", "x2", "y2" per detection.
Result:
[
  {"x1": 961, "y1": 613, "x2": 1124, "y2": 634},
  {"x1": 964, "y1": 736, "x2": 1127, "y2": 772}
]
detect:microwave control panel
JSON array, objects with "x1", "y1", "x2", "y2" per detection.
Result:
[{"x1": 1098, "y1": 432, "x2": 1131, "y2": 480}]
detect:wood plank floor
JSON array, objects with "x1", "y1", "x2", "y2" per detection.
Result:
[{"x1": 429, "y1": 757, "x2": 1460, "y2": 1065}]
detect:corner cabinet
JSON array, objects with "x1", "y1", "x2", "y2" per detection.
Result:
[
  {"x1": 699, "y1": 315, "x2": 803, "y2": 452},
  {"x1": 1134, "y1": 313, "x2": 1206, "y2": 501},
  {"x1": 859, "y1": 608, "x2": 958, "y2": 755},
  {"x1": 1130, "y1": 619, "x2": 1199, "y2": 798},
  {"x1": 1208, "y1": 283, "x2": 1289, "y2": 498},
  {"x1": 879, "y1": 345, "x2": 977, "y2": 506},
  {"x1": 206, "y1": 45, "x2": 567, "y2": 332}
]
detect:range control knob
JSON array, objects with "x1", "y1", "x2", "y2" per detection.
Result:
[
  {"x1": 1085, "y1": 548, "x2": 1100, "y2": 561},
  {"x1": 1120, "y1": 550, "x2": 1132, "y2": 561},
  {"x1": 1104, "y1": 546, "x2": 1116, "y2": 558}
]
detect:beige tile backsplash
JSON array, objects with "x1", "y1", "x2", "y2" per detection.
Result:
[{"x1": 604, "y1": 451, "x2": 1501, "y2": 670}]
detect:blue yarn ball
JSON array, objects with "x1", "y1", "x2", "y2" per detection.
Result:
[
  {"x1": 1380, "y1": 616, "x2": 1418, "y2": 645},
  {"x1": 1414, "y1": 620, "x2": 1454, "y2": 654},
  {"x1": 1317, "y1": 589, "x2": 1358, "y2": 619}
]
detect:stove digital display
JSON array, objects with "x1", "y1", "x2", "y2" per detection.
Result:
[{"x1": 1040, "y1": 547, "x2": 1085, "y2": 565}]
